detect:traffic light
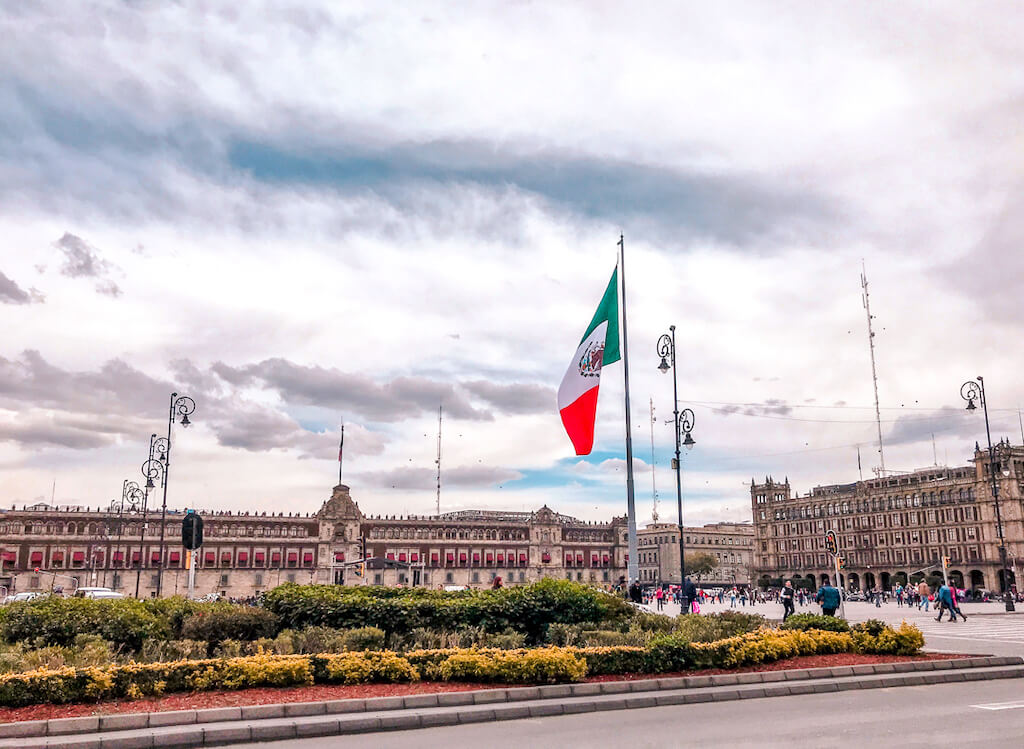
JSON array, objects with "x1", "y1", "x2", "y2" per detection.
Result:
[
  {"x1": 837, "y1": 556, "x2": 845, "y2": 569},
  {"x1": 355, "y1": 563, "x2": 364, "y2": 577},
  {"x1": 942, "y1": 556, "x2": 950, "y2": 569},
  {"x1": 182, "y1": 510, "x2": 204, "y2": 550}
]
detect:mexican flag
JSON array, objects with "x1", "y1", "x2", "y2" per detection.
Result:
[{"x1": 558, "y1": 268, "x2": 621, "y2": 455}]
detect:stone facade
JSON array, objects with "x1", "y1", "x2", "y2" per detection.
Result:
[
  {"x1": 636, "y1": 521, "x2": 754, "y2": 586},
  {"x1": 750, "y1": 441, "x2": 1024, "y2": 593},
  {"x1": 0, "y1": 484, "x2": 628, "y2": 598}
]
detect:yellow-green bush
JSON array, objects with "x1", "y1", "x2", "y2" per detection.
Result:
[
  {"x1": 434, "y1": 647, "x2": 587, "y2": 684},
  {"x1": 321, "y1": 651, "x2": 419, "y2": 684},
  {"x1": 0, "y1": 622, "x2": 923, "y2": 707}
]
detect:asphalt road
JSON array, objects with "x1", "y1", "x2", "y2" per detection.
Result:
[{"x1": 239, "y1": 678, "x2": 1024, "y2": 748}]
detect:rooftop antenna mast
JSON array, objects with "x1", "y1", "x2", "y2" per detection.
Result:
[
  {"x1": 435, "y1": 404, "x2": 442, "y2": 515},
  {"x1": 861, "y1": 261, "x2": 886, "y2": 476},
  {"x1": 649, "y1": 398, "x2": 659, "y2": 522}
]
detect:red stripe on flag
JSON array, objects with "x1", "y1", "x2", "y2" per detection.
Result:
[{"x1": 558, "y1": 385, "x2": 601, "y2": 455}]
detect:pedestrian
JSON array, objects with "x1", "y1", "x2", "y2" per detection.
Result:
[
  {"x1": 816, "y1": 580, "x2": 841, "y2": 617},
  {"x1": 683, "y1": 576, "x2": 697, "y2": 615},
  {"x1": 950, "y1": 587, "x2": 968, "y2": 622},
  {"x1": 917, "y1": 580, "x2": 931, "y2": 612},
  {"x1": 729, "y1": 587, "x2": 737, "y2": 608},
  {"x1": 655, "y1": 585, "x2": 665, "y2": 611},
  {"x1": 491, "y1": 575, "x2": 503, "y2": 589},
  {"x1": 780, "y1": 580, "x2": 796, "y2": 622},
  {"x1": 874, "y1": 587, "x2": 882, "y2": 607},
  {"x1": 935, "y1": 582, "x2": 955, "y2": 622}
]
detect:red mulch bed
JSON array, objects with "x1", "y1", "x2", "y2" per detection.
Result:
[{"x1": 0, "y1": 652, "x2": 972, "y2": 724}]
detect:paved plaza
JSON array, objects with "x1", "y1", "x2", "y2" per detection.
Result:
[{"x1": 643, "y1": 599, "x2": 1024, "y2": 656}]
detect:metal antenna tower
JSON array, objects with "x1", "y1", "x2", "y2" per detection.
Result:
[
  {"x1": 860, "y1": 261, "x2": 886, "y2": 475},
  {"x1": 435, "y1": 404, "x2": 442, "y2": 515},
  {"x1": 649, "y1": 398, "x2": 659, "y2": 522}
]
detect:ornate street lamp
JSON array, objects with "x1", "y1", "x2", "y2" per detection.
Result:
[
  {"x1": 156, "y1": 393, "x2": 196, "y2": 598},
  {"x1": 961, "y1": 377, "x2": 1015, "y2": 612},
  {"x1": 136, "y1": 434, "x2": 164, "y2": 598},
  {"x1": 657, "y1": 326, "x2": 696, "y2": 597}
]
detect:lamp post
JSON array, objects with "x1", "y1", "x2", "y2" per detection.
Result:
[
  {"x1": 961, "y1": 377, "x2": 1015, "y2": 612},
  {"x1": 155, "y1": 393, "x2": 196, "y2": 598},
  {"x1": 112, "y1": 480, "x2": 143, "y2": 591},
  {"x1": 657, "y1": 326, "x2": 696, "y2": 592},
  {"x1": 137, "y1": 434, "x2": 164, "y2": 598}
]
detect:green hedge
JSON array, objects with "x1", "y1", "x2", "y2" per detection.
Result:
[
  {"x1": 780, "y1": 613, "x2": 851, "y2": 632},
  {"x1": 261, "y1": 579, "x2": 632, "y2": 643},
  {"x1": 0, "y1": 597, "x2": 169, "y2": 651},
  {"x1": 180, "y1": 608, "x2": 280, "y2": 649}
]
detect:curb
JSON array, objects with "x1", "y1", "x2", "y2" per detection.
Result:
[{"x1": 3, "y1": 656, "x2": 1022, "y2": 747}]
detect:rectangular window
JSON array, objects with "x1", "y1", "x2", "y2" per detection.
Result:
[
  {"x1": 254, "y1": 574, "x2": 263, "y2": 586},
  {"x1": 219, "y1": 574, "x2": 229, "y2": 586}
]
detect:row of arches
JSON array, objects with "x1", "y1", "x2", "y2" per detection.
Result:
[{"x1": 760, "y1": 568, "x2": 1014, "y2": 591}]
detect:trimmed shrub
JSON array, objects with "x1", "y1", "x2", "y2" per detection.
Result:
[
  {"x1": 180, "y1": 607, "x2": 280, "y2": 647},
  {"x1": 0, "y1": 597, "x2": 169, "y2": 651},
  {"x1": 673, "y1": 611, "x2": 767, "y2": 642},
  {"x1": 341, "y1": 626, "x2": 387, "y2": 652},
  {"x1": 320, "y1": 651, "x2": 419, "y2": 684},
  {"x1": 261, "y1": 579, "x2": 631, "y2": 643},
  {"x1": 780, "y1": 613, "x2": 851, "y2": 633},
  {"x1": 576, "y1": 645, "x2": 651, "y2": 675},
  {"x1": 435, "y1": 647, "x2": 587, "y2": 684},
  {"x1": 853, "y1": 621, "x2": 924, "y2": 656}
]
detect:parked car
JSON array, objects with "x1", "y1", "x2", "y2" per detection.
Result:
[
  {"x1": 73, "y1": 587, "x2": 124, "y2": 599},
  {"x1": 5, "y1": 592, "x2": 44, "y2": 603}
]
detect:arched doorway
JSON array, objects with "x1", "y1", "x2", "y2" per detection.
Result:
[
  {"x1": 820, "y1": 573, "x2": 831, "y2": 586},
  {"x1": 806, "y1": 574, "x2": 817, "y2": 589},
  {"x1": 880, "y1": 571, "x2": 891, "y2": 590},
  {"x1": 848, "y1": 572, "x2": 860, "y2": 590},
  {"x1": 909, "y1": 571, "x2": 925, "y2": 584},
  {"x1": 758, "y1": 575, "x2": 771, "y2": 590},
  {"x1": 864, "y1": 572, "x2": 876, "y2": 590},
  {"x1": 949, "y1": 570, "x2": 964, "y2": 589},
  {"x1": 970, "y1": 570, "x2": 985, "y2": 590},
  {"x1": 893, "y1": 571, "x2": 908, "y2": 587}
]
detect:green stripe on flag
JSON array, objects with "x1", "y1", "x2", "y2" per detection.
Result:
[{"x1": 580, "y1": 268, "x2": 620, "y2": 366}]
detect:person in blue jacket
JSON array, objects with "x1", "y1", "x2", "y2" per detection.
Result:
[{"x1": 815, "y1": 582, "x2": 841, "y2": 617}]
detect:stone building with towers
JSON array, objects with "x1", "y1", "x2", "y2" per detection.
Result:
[
  {"x1": 0, "y1": 484, "x2": 629, "y2": 598},
  {"x1": 750, "y1": 441, "x2": 1024, "y2": 594}
]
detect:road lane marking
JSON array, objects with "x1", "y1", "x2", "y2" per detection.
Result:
[{"x1": 971, "y1": 701, "x2": 1024, "y2": 711}]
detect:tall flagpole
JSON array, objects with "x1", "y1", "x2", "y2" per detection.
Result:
[
  {"x1": 338, "y1": 421, "x2": 345, "y2": 485},
  {"x1": 618, "y1": 234, "x2": 638, "y2": 585}
]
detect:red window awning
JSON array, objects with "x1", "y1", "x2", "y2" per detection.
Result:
[
  {"x1": 287, "y1": 552, "x2": 298, "y2": 561},
  {"x1": 255, "y1": 552, "x2": 266, "y2": 564},
  {"x1": 302, "y1": 553, "x2": 313, "y2": 565},
  {"x1": 131, "y1": 551, "x2": 141, "y2": 562},
  {"x1": 411, "y1": 552, "x2": 419, "y2": 562},
  {"x1": 472, "y1": 553, "x2": 480, "y2": 563},
  {"x1": 591, "y1": 555, "x2": 599, "y2": 564},
  {"x1": 485, "y1": 554, "x2": 493, "y2": 563},
  {"x1": 270, "y1": 552, "x2": 281, "y2": 564},
  {"x1": 152, "y1": 551, "x2": 162, "y2": 562},
  {"x1": 398, "y1": 553, "x2": 407, "y2": 562},
  {"x1": 625, "y1": 554, "x2": 629, "y2": 562},
  {"x1": 519, "y1": 553, "x2": 527, "y2": 563},
  {"x1": 446, "y1": 553, "x2": 454, "y2": 562},
  {"x1": 541, "y1": 553, "x2": 551, "y2": 563},
  {"x1": 334, "y1": 552, "x2": 345, "y2": 562},
  {"x1": 30, "y1": 552, "x2": 43, "y2": 563},
  {"x1": 72, "y1": 552, "x2": 85, "y2": 562},
  {"x1": 565, "y1": 553, "x2": 573, "y2": 561},
  {"x1": 602, "y1": 555, "x2": 610, "y2": 565},
  {"x1": 170, "y1": 552, "x2": 181, "y2": 562},
  {"x1": 112, "y1": 551, "x2": 123, "y2": 561},
  {"x1": 386, "y1": 552, "x2": 395, "y2": 560},
  {"x1": 431, "y1": 552, "x2": 439, "y2": 562},
  {"x1": 238, "y1": 552, "x2": 248, "y2": 562},
  {"x1": 459, "y1": 553, "x2": 467, "y2": 562},
  {"x1": 497, "y1": 553, "x2": 504, "y2": 562},
  {"x1": 204, "y1": 552, "x2": 215, "y2": 563},
  {"x1": 576, "y1": 553, "x2": 583, "y2": 561}
]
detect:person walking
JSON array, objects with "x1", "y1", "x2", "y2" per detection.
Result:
[
  {"x1": 935, "y1": 583, "x2": 955, "y2": 622},
  {"x1": 729, "y1": 587, "x2": 737, "y2": 608},
  {"x1": 654, "y1": 585, "x2": 665, "y2": 611},
  {"x1": 950, "y1": 587, "x2": 968, "y2": 622},
  {"x1": 780, "y1": 580, "x2": 796, "y2": 622},
  {"x1": 682, "y1": 577, "x2": 697, "y2": 615},
  {"x1": 816, "y1": 581, "x2": 841, "y2": 617},
  {"x1": 917, "y1": 580, "x2": 931, "y2": 612}
]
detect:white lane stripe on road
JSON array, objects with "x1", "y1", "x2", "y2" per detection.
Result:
[{"x1": 971, "y1": 701, "x2": 1024, "y2": 711}]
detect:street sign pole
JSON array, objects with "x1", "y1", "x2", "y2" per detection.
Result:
[{"x1": 834, "y1": 554, "x2": 846, "y2": 619}]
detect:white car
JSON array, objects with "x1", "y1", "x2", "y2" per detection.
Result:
[
  {"x1": 80, "y1": 589, "x2": 125, "y2": 600},
  {"x1": 6, "y1": 592, "x2": 44, "y2": 603},
  {"x1": 72, "y1": 587, "x2": 116, "y2": 598}
]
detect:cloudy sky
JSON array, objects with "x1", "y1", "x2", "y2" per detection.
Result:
[{"x1": 1, "y1": 2, "x2": 1022, "y2": 526}]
